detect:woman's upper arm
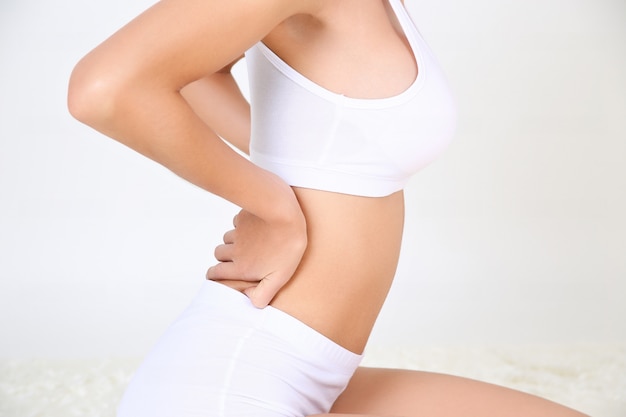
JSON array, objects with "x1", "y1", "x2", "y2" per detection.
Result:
[{"x1": 70, "y1": 0, "x2": 317, "y2": 101}]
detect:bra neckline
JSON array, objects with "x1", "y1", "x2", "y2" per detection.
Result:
[{"x1": 255, "y1": 0, "x2": 426, "y2": 109}]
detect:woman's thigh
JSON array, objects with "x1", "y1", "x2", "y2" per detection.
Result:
[{"x1": 326, "y1": 367, "x2": 589, "y2": 417}]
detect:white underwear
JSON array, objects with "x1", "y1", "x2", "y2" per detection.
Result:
[{"x1": 117, "y1": 280, "x2": 363, "y2": 417}]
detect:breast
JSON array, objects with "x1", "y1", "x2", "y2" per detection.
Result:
[{"x1": 245, "y1": 41, "x2": 457, "y2": 197}]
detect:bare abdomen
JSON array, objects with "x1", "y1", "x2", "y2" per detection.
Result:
[{"x1": 268, "y1": 188, "x2": 405, "y2": 353}]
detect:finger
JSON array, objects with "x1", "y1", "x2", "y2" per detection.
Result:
[
  {"x1": 245, "y1": 274, "x2": 287, "y2": 308},
  {"x1": 222, "y1": 229, "x2": 236, "y2": 244},
  {"x1": 206, "y1": 261, "x2": 240, "y2": 281},
  {"x1": 214, "y1": 243, "x2": 234, "y2": 262}
]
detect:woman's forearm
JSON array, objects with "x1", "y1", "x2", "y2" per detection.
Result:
[{"x1": 181, "y1": 66, "x2": 251, "y2": 155}]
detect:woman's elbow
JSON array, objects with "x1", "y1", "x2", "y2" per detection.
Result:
[{"x1": 67, "y1": 57, "x2": 124, "y2": 128}]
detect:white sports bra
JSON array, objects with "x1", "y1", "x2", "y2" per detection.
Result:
[{"x1": 245, "y1": 0, "x2": 457, "y2": 197}]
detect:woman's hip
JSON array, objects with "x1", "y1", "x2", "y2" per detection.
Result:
[{"x1": 117, "y1": 280, "x2": 362, "y2": 417}]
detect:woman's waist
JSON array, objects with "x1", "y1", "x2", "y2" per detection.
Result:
[
  {"x1": 212, "y1": 261, "x2": 396, "y2": 354},
  {"x1": 191, "y1": 280, "x2": 364, "y2": 368},
  {"x1": 273, "y1": 264, "x2": 397, "y2": 353},
  {"x1": 214, "y1": 227, "x2": 402, "y2": 353},
  {"x1": 213, "y1": 188, "x2": 405, "y2": 353}
]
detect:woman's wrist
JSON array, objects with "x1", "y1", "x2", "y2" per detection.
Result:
[{"x1": 247, "y1": 170, "x2": 307, "y2": 244}]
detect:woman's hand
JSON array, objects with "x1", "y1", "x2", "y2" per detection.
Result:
[{"x1": 207, "y1": 208, "x2": 307, "y2": 308}]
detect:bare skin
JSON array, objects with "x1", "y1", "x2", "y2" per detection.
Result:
[{"x1": 68, "y1": 0, "x2": 588, "y2": 415}]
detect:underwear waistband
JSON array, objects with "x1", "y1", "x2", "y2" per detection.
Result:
[{"x1": 194, "y1": 279, "x2": 364, "y2": 373}]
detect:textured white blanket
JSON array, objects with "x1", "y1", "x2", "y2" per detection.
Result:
[{"x1": 1, "y1": 345, "x2": 624, "y2": 417}]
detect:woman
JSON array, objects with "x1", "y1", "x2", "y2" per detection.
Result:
[{"x1": 68, "y1": 0, "x2": 588, "y2": 416}]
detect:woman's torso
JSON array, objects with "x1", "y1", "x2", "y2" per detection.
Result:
[{"x1": 220, "y1": 0, "x2": 435, "y2": 354}]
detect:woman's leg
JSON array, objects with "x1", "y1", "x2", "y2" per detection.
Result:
[{"x1": 320, "y1": 367, "x2": 589, "y2": 417}]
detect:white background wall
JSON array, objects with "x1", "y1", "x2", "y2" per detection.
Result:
[{"x1": 1, "y1": 0, "x2": 624, "y2": 359}]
